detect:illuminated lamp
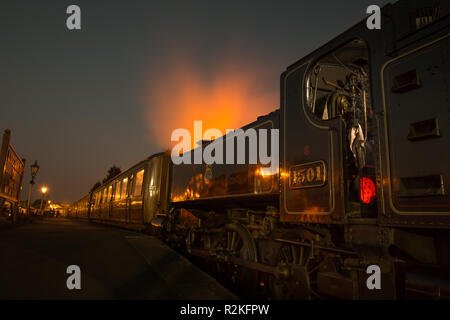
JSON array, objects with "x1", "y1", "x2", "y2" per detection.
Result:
[{"x1": 360, "y1": 177, "x2": 376, "y2": 204}]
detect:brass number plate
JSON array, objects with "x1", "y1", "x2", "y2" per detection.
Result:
[{"x1": 289, "y1": 161, "x2": 327, "y2": 189}]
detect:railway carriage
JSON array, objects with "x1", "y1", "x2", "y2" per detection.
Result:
[
  {"x1": 70, "y1": 195, "x2": 90, "y2": 220},
  {"x1": 83, "y1": 152, "x2": 170, "y2": 230}
]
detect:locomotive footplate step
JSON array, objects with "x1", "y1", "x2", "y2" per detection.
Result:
[{"x1": 125, "y1": 236, "x2": 238, "y2": 300}]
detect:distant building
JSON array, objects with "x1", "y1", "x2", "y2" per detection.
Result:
[{"x1": 0, "y1": 130, "x2": 25, "y2": 221}]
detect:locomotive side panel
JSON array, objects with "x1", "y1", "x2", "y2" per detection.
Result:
[
  {"x1": 281, "y1": 64, "x2": 343, "y2": 223},
  {"x1": 280, "y1": 36, "x2": 378, "y2": 223},
  {"x1": 379, "y1": 32, "x2": 450, "y2": 222}
]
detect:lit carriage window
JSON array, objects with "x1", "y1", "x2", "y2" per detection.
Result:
[
  {"x1": 115, "y1": 180, "x2": 122, "y2": 200},
  {"x1": 107, "y1": 185, "x2": 112, "y2": 202},
  {"x1": 111, "y1": 184, "x2": 115, "y2": 201},
  {"x1": 121, "y1": 178, "x2": 128, "y2": 199},
  {"x1": 133, "y1": 170, "x2": 144, "y2": 196},
  {"x1": 103, "y1": 188, "x2": 107, "y2": 203}
]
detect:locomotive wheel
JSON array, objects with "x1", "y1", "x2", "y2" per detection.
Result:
[
  {"x1": 212, "y1": 223, "x2": 259, "y2": 298},
  {"x1": 270, "y1": 244, "x2": 322, "y2": 300}
]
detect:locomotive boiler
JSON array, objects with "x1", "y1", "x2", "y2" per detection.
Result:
[{"x1": 71, "y1": 0, "x2": 450, "y2": 299}]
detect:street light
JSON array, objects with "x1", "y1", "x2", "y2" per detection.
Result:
[
  {"x1": 31, "y1": 161, "x2": 40, "y2": 176},
  {"x1": 39, "y1": 186, "x2": 48, "y2": 215},
  {"x1": 26, "y1": 160, "x2": 40, "y2": 215}
]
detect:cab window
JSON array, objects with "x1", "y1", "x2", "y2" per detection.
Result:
[{"x1": 305, "y1": 38, "x2": 371, "y2": 124}]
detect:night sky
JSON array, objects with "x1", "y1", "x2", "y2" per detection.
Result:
[{"x1": 0, "y1": 0, "x2": 392, "y2": 203}]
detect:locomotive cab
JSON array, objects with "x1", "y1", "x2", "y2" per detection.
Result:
[
  {"x1": 281, "y1": 36, "x2": 375, "y2": 224},
  {"x1": 280, "y1": 0, "x2": 450, "y2": 299},
  {"x1": 305, "y1": 38, "x2": 377, "y2": 216}
]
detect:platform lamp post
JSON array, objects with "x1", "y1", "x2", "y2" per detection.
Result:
[
  {"x1": 26, "y1": 161, "x2": 40, "y2": 215},
  {"x1": 39, "y1": 186, "x2": 48, "y2": 215}
]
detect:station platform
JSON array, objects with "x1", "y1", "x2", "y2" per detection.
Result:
[
  {"x1": 0, "y1": 217, "x2": 238, "y2": 299},
  {"x1": 125, "y1": 235, "x2": 238, "y2": 300}
]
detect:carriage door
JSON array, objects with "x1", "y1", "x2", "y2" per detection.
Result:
[
  {"x1": 129, "y1": 169, "x2": 145, "y2": 223},
  {"x1": 143, "y1": 156, "x2": 165, "y2": 224}
]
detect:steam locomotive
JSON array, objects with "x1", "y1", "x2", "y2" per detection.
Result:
[{"x1": 70, "y1": 0, "x2": 450, "y2": 299}]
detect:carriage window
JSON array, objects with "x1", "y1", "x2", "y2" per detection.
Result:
[
  {"x1": 133, "y1": 170, "x2": 144, "y2": 196},
  {"x1": 121, "y1": 178, "x2": 128, "y2": 198},
  {"x1": 107, "y1": 185, "x2": 112, "y2": 202},
  {"x1": 114, "y1": 180, "x2": 122, "y2": 200},
  {"x1": 305, "y1": 38, "x2": 371, "y2": 125},
  {"x1": 110, "y1": 185, "x2": 114, "y2": 201}
]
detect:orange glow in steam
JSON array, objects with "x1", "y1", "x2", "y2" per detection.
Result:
[{"x1": 143, "y1": 53, "x2": 278, "y2": 150}]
